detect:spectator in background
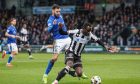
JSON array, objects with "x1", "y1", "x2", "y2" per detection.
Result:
[
  {"x1": 102, "y1": 3, "x2": 106, "y2": 15},
  {"x1": 0, "y1": 4, "x2": 140, "y2": 46}
]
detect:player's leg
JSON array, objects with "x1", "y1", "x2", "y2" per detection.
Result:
[
  {"x1": 6, "y1": 51, "x2": 18, "y2": 67},
  {"x1": 40, "y1": 45, "x2": 53, "y2": 51},
  {"x1": 65, "y1": 38, "x2": 88, "y2": 79},
  {"x1": 25, "y1": 43, "x2": 33, "y2": 59},
  {"x1": 43, "y1": 41, "x2": 65, "y2": 84},
  {"x1": 27, "y1": 47, "x2": 32, "y2": 58},
  {"x1": 73, "y1": 57, "x2": 88, "y2": 79},
  {"x1": 2, "y1": 50, "x2": 11, "y2": 59},
  {"x1": 52, "y1": 66, "x2": 71, "y2": 84},
  {"x1": 72, "y1": 66, "x2": 88, "y2": 79},
  {"x1": 6, "y1": 43, "x2": 18, "y2": 67},
  {"x1": 44, "y1": 40, "x2": 66, "y2": 75},
  {"x1": 65, "y1": 54, "x2": 88, "y2": 78},
  {"x1": 74, "y1": 67, "x2": 83, "y2": 77},
  {"x1": 1, "y1": 39, "x2": 8, "y2": 51},
  {"x1": 64, "y1": 37, "x2": 71, "y2": 51},
  {"x1": 63, "y1": 37, "x2": 81, "y2": 77},
  {"x1": 3, "y1": 43, "x2": 10, "y2": 54},
  {"x1": 2, "y1": 44, "x2": 11, "y2": 59},
  {"x1": 40, "y1": 45, "x2": 47, "y2": 51},
  {"x1": 22, "y1": 41, "x2": 33, "y2": 59},
  {"x1": 43, "y1": 53, "x2": 58, "y2": 84},
  {"x1": 67, "y1": 56, "x2": 88, "y2": 79},
  {"x1": 52, "y1": 51, "x2": 74, "y2": 84},
  {"x1": 45, "y1": 53, "x2": 58, "y2": 74},
  {"x1": 68, "y1": 69, "x2": 88, "y2": 79}
]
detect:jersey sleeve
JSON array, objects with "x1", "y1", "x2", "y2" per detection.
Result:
[
  {"x1": 68, "y1": 29, "x2": 79, "y2": 34},
  {"x1": 90, "y1": 32, "x2": 99, "y2": 41},
  {"x1": 47, "y1": 18, "x2": 53, "y2": 33},
  {"x1": 6, "y1": 27, "x2": 11, "y2": 33}
]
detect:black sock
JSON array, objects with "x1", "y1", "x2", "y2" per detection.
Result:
[
  {"x1": 68, "y1": 71, "x2": 77, "y2": 77},
  {"x1": 27, "y1": 48, "x2": 32, "y2": 56},
  {"x1": 56, "y1": 67, "x2": 69, "y2": 81}
]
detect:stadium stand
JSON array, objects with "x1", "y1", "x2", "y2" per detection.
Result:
[{"x1": 0, "y1": 2, "x2": 140, "y2": 47}]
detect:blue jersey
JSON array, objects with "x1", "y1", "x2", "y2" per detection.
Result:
[
  {"x1": 47, "y1": 15, "x2": 69, "y2": 39},
  {"x1": 6, "y1": 25, "x2": 17, "y2": 44}
]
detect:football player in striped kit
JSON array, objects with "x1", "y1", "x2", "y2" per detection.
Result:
[
  {"x1": 20, "y1": 24, "x2": 33, "y2": 59},
  {"x1": 52, "y1": 23, "x2": 115, "y2": 84}
]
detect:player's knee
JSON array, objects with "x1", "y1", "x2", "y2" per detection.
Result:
[
  {"x1": 76, "y1": 70, "x2": 82, "y2": 77},
  {"x1": 52, "y1": 57, "x2": 58, "y2": 62},
  {"x1": 15, "y1": 51, "x2": 18, "y2": 55},
  {"x1": 52, "y1": 54, "x2": 59, "y2": 62},
  {"x1": 12, "y1": 51, "x2": 18, "y2": 55},
  {"x1": 66, "y1": 60, "x2": 73, "y2": 68},
  {"x1": 75, "y1": 67, "x2": 83, "y2": 77},
  {"x1": 51, "y1": 57, "x2": 58, "y2": 62},
  {"x1": 51, "y1": 59, "x2": 57, "y2": 63}
]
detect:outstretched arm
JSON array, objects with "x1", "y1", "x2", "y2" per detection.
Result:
[
  {"x1": 96, "y1": 40, "x2": 108, "y2": 50},
  {"x1": 58, "y1": 22, "x2": 79, "y2": 35},
  {"x1": 90, "y1": 32, "x2": 114, "y2": 52}
]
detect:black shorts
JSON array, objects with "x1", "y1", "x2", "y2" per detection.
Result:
[
  {"x1": 65, "y1": 50, "x2": 82, "y2": 69},
  {"x1": 20, "y1": 41, "x2": 29, "y2": 46}
]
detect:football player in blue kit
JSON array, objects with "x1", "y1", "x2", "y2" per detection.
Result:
[
  {"x1": 43, "y1": 4, "x2": 88, "y2": 84},
  {"x1": 2, "y1": 18, "x2": 21, "y2": 67},
  {"x1": 42, "y1": 4, "x2": 72, "y2": 84}
]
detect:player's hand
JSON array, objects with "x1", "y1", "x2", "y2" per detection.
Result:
[
  {"x1": 104, "y1": 46, "x2": 111, "y2": 52},
  {"x1": 15, "y1": 36, "x2": 21, "y2": 40},
  {"x1": 107, "y1": 46, "x2": 120, "y2": 53},
  {"x1": 58, "y1": 22, "x2": 64, "y2": 29}
]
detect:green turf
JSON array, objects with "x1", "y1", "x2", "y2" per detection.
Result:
[{"x1": 0, "y1": 53, "x2": 140, "y2": 84}]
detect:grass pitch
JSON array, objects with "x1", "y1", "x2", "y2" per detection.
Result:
[{"x1": 0, "y1": 53, "x2": 140, "y2": 84}]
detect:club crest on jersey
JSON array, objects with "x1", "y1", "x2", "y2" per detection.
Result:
[
  {"x1": 74, "y1": 37, "x2": 87, "y2": 43},
  {"x1": 76, "y1": 34, "x2": 79, "y2": 37},
  {"x1": 13, "y1": 31, "x2": 16, "y2": 34}
]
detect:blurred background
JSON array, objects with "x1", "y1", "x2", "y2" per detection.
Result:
[{"x1": 0, "y1": 0, "x2": 140, "y2": 53}]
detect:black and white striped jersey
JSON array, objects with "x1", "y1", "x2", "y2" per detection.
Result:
[
  {"x1": 20, "y1": 28, "x2": 28, "y2": 42},
  {"x1": 68, "y1": 29, "x2": 99, "y2": 56}
]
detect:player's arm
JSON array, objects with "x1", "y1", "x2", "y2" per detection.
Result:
[
  {"x1": 59, "y1": 28, "x2": 79, "y2": 35},
  {"x1": 90, "y1": 32, "x2": 118, "y2": 52},
  {"x1": 5, "y1": 30, "x2": 15, "y2": 38},
  {"x1": 5, "y1": 28, "x2": 20, "y2": 39},
  {"x1": 58, "y1": 23, "x2": 79, "y2": 35},
  {"x1": 5, "y1": 32, "x2": 21, "y2": 39},
  {"x1": 47, "y1": 18, "x2": 55, "y2": 33},
  {"x1": 90, "y1": 32, "x2": 109, "y2": 51}
]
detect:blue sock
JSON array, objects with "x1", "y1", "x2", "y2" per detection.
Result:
[
  {"x1": 45, "y1": 60, "x2": 54, "y2": 75},
  {"x1": 8, "y1": 55, "x2": 13, "y2": 64},
  {"x1": 6, "y1": 51, "x2": 11, "y2": 54}
]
